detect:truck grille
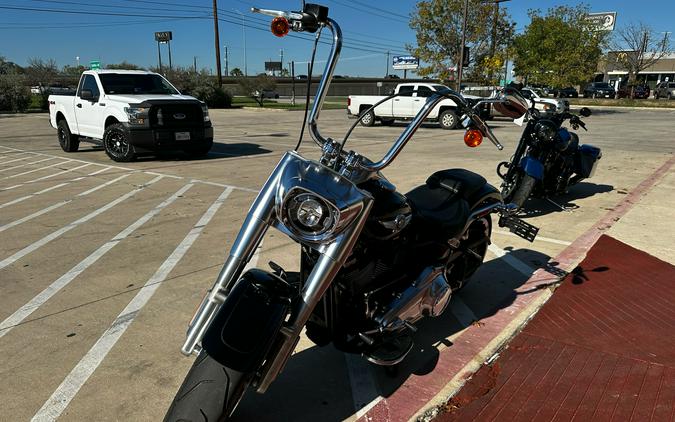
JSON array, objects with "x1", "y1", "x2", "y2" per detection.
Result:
[{"x1": 149, "y1": 103, "x2": 202, "y2": 128}]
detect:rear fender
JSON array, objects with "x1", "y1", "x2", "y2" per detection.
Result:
[
  {"x1": 201, "y1": 268, "x2": 294, "y2": 372},
  {"x1": 519, "y1": 156, "x2": 544, "y2": 180}
]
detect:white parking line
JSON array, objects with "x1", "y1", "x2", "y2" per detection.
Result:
[
  {"x1": 0, "y1": 167, "x2": 113, "y2": 210},
  {"x1": 1, "y1": 160, "x2": 71, "y2": 181},
  {"x1": 493, "y1": 229, "x2": 572, "y2": 246},
  {"x1": 32, "y1": 187, "x2": 233, "y2": 421},
  {"x1": 0, "y1": 153, "x2": 32, "y2": 166},
  {"x1": 0, "y1": 145, "x2": 258, "y2": 193},
  {"x1": 0, "y1": 175, "x2": 163, "y2": 271},
  {"x1": 28, "y1": 163, "x2": 92, "y2": 183},
  {"x1": 0, "y1": 157, "x2": 56, "y2": 174},
  {"x1": 487, "y1": 242, "x2": 536, "y2": 277},
  {"x1": 0, "y1": 173, "x2": 135, "y2": 232},
  {"x1": 0, "y1": 183, "x2": 194, "y2": 339}
]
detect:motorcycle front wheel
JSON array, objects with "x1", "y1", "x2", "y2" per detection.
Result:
[
  {"x1": 164, "y1": 350, "x2": 251, "y2": 422},
  {"x1": 503, "y1": 174, "x2": 536, "y2": 210}
]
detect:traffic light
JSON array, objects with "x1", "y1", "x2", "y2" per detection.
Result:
[{"x1": 462, "y1": 46, "x2": 470, "y2": 66}]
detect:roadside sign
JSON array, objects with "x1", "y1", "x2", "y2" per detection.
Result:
[
  {"x1": 392, "y1": 56, "x2": 419, "y2": 70},
  {"x1": 155, "y1": 31, "x2": 173, "y2": 42},
  {"x1": 264, "y1": 61, "x2": 282, "y2": 71},
  {"x1": 90, "y1": 60, "x2": 101, "y2": 70},
  {"x1": 587, "y1": 12, "x2": 617, "y2": 31}
]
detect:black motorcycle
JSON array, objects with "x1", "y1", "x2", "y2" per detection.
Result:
[
  {"x1": 164, "y1": 4, "x2": 537, "y2": 421},
  {"x1": 497, "y1": 90, "x2": 602, "y2": 210}
]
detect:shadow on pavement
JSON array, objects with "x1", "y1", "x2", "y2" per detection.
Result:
[
  {"x1": 130, "y1": 142, "x2": 273, "y2": 162},
  {"x1": 518, "y1": 182, "x2": 614, "y2": 218},
  {"x1": 233, "y1": 248, "x2": 556, "y2": 421}
]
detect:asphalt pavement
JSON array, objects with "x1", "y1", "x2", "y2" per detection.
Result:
[{"x1": 0, "y1": 107, "x2": 672, "y2": 421}]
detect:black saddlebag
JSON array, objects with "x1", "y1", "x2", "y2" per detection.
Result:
[{"x1": 576, "y1": 145, "x2": 602, "y2": 178}]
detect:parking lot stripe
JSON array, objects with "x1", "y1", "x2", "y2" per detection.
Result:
[
  {"x1": 0, "y1": 145, "x2": 258, "y2": 193},
  {"x1": 0, "y1": 183, "x2": 195, "y2": 339},
  {"x1": 0, "y1": 157, "x2": 56, "y2": 174},
  {"x1": 0, "y1": 175, "x2": 163, "y2": 271},
  {"x1": 0, "y1": 167, "x2": 114, "y2": 210},
  {"x1": 77, "y1": 173, "x2": 133, "y2": 197},
  {"x1": 1, "y1": 160, "x2": 71, "y2": 181},
  {"x1": 28, "y1": 163, "x2": 92, "y2": 183},
  {"x1": 487, "y1": 243, "x2": 536, "y2": 277},
  {"x1": 0, "y1": 201, "x2": 69, "y2": 233},
  {"x1": 493, "y1": 229, "x2": 572, "y2": 246},
  {"x1": 0, "y1": 153, "x2": 32, "y2": 166},
  {"x1": 31, "y1": 187, "x2": 233, "y2": 421}
]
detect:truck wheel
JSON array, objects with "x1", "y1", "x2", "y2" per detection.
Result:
[
  {"x1": 439, "y1": 110, "x2": 458, "y2": 130},
  {"x1": 103, "y1": 123, "x2": 136, "y2": 162},
  {"x1": 359, "y1": 110, "x2": 375, "y2": 127},
  {"x1": 57, "y1": 119, "x2": 80, "y2": 152}
]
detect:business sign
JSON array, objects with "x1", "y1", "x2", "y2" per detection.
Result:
[
  {"x1": 154, "y1": 31, "x2": 173, "y2": 42},
  {"x1": 587, "y1": 12, "x2": 617, "y2": 31},
  {"x1": 90, "y1": 60, "x2": 101, "y2": 70},
  {"x1": 265, "y1": 61, "x2": 282, "y2": 71},
  {"x1": 392, "y1": 56, "x2": 419, "y2": 70}
]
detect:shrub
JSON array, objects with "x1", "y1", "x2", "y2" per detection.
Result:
[{"x1": 0, "y1": 73, "x2": 30, "y2": 112}]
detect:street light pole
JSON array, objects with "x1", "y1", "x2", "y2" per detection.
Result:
[{"x1": 235, "y1": 9, "x2": 248, "y2": 76}]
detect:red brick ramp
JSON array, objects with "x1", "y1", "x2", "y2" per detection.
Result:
[{"x1": 436, "y1": 235, "x2": 675, "y2": 422}]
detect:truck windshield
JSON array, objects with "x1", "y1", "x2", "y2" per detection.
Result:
[{"x1": 98, "y1": 74, "x2": 179, "y2": 95}]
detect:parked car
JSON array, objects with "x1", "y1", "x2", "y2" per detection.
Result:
[
  {"x1": 551, "y1": 86, "x2": 578, "y2": 98},
  {"x1": 520, "y1": 87, "x2": 570, "y2": 113},
  {"x1": 48, "y1": 69, "x2": 213, "y2": 162},
  {"x1": 583, "y1": 82, "x2": 616, "y2": 98},
  {"x1": 654, "y1": 81, "x2": 675, "y2": 99},
  {"x1": 616, "y1": 84, "x2": 650, "y2": 99},
  {"x1": 255, "y1": 89, "x2": 280, "y2": 99}
]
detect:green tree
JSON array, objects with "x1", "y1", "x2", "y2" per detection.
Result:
[
  {"x1": 0, "y1": 56, "x2": 24, "y2": 75},
  {"x1": 0, "y1": 72, "x2": 30, "y2": 112},
  {"x1": 230, "y1": 67, "x2": 244, "y2": 77},
  {"x1": 409, "y1": 0, "x2": 515, "y2": 83},
  {"x1": 512, "y1": 5, "x2": 609, "y2": 87},
  {"x1": 25, "y1": 57, "x2": 58, "y2": 87}
]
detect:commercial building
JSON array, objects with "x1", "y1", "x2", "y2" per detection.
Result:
[{"x1": 598, "y1": 51, "x2": 675, "y2": 88}]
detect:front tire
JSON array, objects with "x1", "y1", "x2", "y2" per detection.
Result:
[
  {"x1": 164, "y1": 351, "x2": 251, "y2": 422},
  {"x1": 57, "y1": 119, "x2": 79, "y2": 152},
  {"x1": 504, "y1": 174, "x2": 536, "y2": 210},
  {"x1": 438, "y1": 109, "x2": 458, "y2": 130},
  {"x1": 103, "y1": 123, "x2": 136, "y2": 162},
  {"x1": 359, "y1": 110, "x2": 375, "y2": 127}
]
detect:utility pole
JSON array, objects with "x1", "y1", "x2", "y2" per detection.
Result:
[
  {"x1": 280, "y1": 49, "x2": 284, "y2": 77},
  {"x1": 291, "y1": 61, "x2": 296, "y2": 105},
  {"x1": 193, "y1": 56, "x2": 197, "y2": 73},
  {"x1": 385, "y1": 51, "x2": 390, "y2": 77},
  {"x1": 213, "y1": 0, "x2": 222, "y2": 87},
  {"x1": 157, "y1": 42, "x2": 163, "y2": 74},
  {"x1": 224, "y1": 46, "x2": 229, "y2": 77},
  {"x1": 457, "y1": 0, "x2": 469, "y2": 91}
]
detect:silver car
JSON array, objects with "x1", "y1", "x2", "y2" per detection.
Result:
[{"x1": 654, "y1": 81, "x2": 675, "y2": 99}]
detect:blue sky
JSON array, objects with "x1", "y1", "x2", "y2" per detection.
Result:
[{"x1": 0, "y1": 0, "x2": 673, "y2": 77}]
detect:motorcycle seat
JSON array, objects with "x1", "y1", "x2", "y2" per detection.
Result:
[
  {"x1": 425, "y1": 169, "x2": 487, "y2": 202},
  {"x1": 405, "y1": 185, "x2": 470, "y2": 239}
]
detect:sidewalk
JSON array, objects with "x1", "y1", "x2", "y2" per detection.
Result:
[{"x1": 435, "y1": 234, "x2": 675, "y2": 421}]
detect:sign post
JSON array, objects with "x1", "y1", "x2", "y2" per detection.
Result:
[
  {"x1": 154, "y1": 31, "x2": 173, "y2": 73},
  {"x1": 89, "y1": 60, "x2": 101, "y2": 70}
]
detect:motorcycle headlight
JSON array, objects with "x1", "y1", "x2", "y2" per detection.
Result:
[
  {"x1": 281, "y1": 189, "x2": 339, "y2": 241},
  {"x1": 124, "y1": 106, "x2": 150, "y2": 125}
]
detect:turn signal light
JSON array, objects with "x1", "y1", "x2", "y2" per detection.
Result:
[
  {"x1": 464, "y1": 129, "x2": 483, "y2": 147},
  {"x1": 271, "y1": 17, "x2": 290, "y2": 37}
]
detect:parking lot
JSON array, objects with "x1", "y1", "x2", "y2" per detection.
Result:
[{"x1": 0, "y1": 107, "x2": 673, "y2": 421}]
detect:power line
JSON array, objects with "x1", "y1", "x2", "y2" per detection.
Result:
[
  {"x1": 26, "y1": 0, "x2": 207, "y2": 14},
  {"x1": 0, "y1": 5, "x2": 208, "y2": 19},
  {"x1": 349, "y1": 0, "x2": 410, "y2": 20},
  {"x1": 327, "y1": 0, "x2": 409, "y2": 24},
  {"x1": 0, "y1": 17, "x2": 204, "y2": 30}
]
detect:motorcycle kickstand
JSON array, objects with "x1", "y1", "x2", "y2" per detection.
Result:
[{"x1": 545, "y1": 197, "x2": 574, "y2": 212}]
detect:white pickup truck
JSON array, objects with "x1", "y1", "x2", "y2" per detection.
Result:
[
  {"x1": 347, "y1": 83, "x2": 471, "y2": 129},
  {"x1": 48, "y1": 70, "x2": 213, "y2": 162}
]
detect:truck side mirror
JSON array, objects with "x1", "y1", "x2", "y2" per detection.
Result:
[{"x1": 80, "y1": 89, "x2": 94, "y2": 101}]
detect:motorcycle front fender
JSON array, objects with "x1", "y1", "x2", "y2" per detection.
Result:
[
  {"x1": 201, "y1": 268, "x2": 293, "y2": 372},
  {"x1": 519, "y1": 156, "x2": 544, "y2": 180}
]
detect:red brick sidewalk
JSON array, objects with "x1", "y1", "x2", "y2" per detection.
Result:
[{"x1": 436, "y1": 235, "x2": 675, "y2": 422}]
